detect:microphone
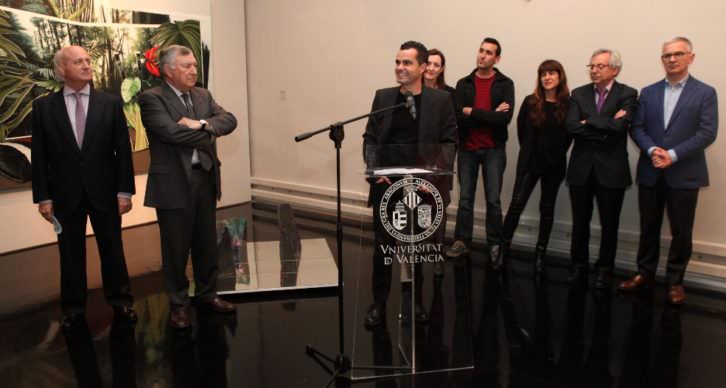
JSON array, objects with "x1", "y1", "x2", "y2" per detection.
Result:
[{"x1": 404, "y1": 92, "x2": 416, "y2": 120}]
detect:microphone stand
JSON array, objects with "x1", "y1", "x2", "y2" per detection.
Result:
[{"x1": 295, "y1": 101, "x2": 409, "y2": 386}]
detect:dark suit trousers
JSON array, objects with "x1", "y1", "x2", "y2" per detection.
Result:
[
  {"x1": 569, "y1": 171, "x2": 625, "y2": 271},
  {"x1": 636, "y1": 176, "x2": 698, "y2": 285},
  {"x1": 57, "y1": 194, "x2": 133, "y2": 314},
  {"x1": 156, "y1": 168, "x2": 219, "y2": 307}
]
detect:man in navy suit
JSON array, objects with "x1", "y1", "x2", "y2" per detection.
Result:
[
  {"x1": 32, "y1": 46, "x2": 136, "y2": 330},
  {"x1": 619, "y1": 37, "x2": 718, "y2": 305}
]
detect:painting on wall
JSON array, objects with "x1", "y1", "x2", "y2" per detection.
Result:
[{"x1": 0, "y1": 0, "x2": 211, "y2": 191}]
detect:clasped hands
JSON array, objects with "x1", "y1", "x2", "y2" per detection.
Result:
[{"x1": 650, "y1": 147, "x2": 673, "y2": 169}]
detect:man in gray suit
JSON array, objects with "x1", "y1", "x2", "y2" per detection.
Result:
[
  {"x1": 619, "y1": 37, "x2": 718, "y2": 305},
  {"x1": 140, "y1": 44, "x2": 237, "y2": 328}
]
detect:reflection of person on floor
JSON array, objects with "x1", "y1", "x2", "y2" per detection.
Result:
[
  {"x1": 472, "y1": 270, "x2": 531, "y2": 387},
  {"x1": 619, "y1": 290, "x2": 683, "y2": 387},
  {"x1": 555, "y1": 286, "x2": 613, "y2": 386},
  {"x1": 170, "y1": 310, "x2": 235, "y2": 388},
  {"x1": 63, "y1": 316, "x2": 137, "y2": 387},
  {"x1": 31, "y1": 45, "x2": 137, "y2": 332},
  {"x1": 362, "y1": 40, "x2": 457, "y2": 327}
]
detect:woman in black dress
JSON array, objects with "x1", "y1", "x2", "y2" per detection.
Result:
[{"x1": 501, "y1": 60, "x2": 571, "y2": 277}]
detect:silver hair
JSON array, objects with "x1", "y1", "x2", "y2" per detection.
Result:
[
  {"x1": 53, "y1": 47, "x2": 68, "y2": 81},
  {"x1": 158, "y1": 44, "x2": 193, "y2": 77},
  {"x1": 664, "y1": 36, "x2": 693, "y2": 52},
  {"x1": 591, "y1": 48, "x2": 622, "y2": 70}
]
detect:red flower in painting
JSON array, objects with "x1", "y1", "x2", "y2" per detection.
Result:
[{"x1": 144, "y1": 46, "x2": 160, "y2": 77}]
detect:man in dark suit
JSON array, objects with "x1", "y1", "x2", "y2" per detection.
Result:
[
  {"x1": 362, "y1": 41, "x2": 458, "y2": 326},
  {"x1": 566, "y1": 49, "x2": 638, "y2": 289},
  {"x1": 31, "y1": 45, "x2": 136, "y2": 330},
  {"x1": 139, "y1": 45, "x2": 237, "y2": 328},
  {"x1": 619, "y1": 37, "x2": 718, "y2": 304}
]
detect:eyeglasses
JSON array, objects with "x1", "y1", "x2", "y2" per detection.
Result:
[
  {"x1": 661, "y1": 51, "x2": 690, "y2": 61},
  {"x1": 586, "y1": 64, "x2": 609, "y2": 70}
]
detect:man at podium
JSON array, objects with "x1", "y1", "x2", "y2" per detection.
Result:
[{"x1": 361, "y1": 40, "x2": 457, "y2": 327}]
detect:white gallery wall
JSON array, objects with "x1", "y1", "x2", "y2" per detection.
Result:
[
  {"x1": 0, "y1": 0, "x2": 251, "y2": 254},
  {"x1": 246, "y1": 0, "x2": 726, "y2": 288}
]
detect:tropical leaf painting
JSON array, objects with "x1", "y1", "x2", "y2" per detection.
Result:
[{"x1": 0, "y1": 2, "x2": 211, "y2": 190}]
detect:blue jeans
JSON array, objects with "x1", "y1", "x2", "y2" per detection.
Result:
[{"x1": 454, "y1": 147, "x2": 506, "y2": 244}]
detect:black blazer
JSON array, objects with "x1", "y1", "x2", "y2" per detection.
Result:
[
  {"x1": 31, "y1": 88, "x2": 135, "y2": 216},
  {"x1": 362, "y1": 86, "x2": 458, "y2": 205},
  {"x1": 565, "y1": 81, "x2": 638, "y2": 188},
  {"x1": 139, "y1": 82, "x2": 237, "y2": 209}
]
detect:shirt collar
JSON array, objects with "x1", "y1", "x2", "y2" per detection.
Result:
[
  {"x1": 165, "y1": 81, "x2": 189, "y2": 97},
  {"x1": 593, "y1": 80, "x2": 615, "y2": 93},
  {"x1": 665, "y1": 74, "x2": 689, "y2": 88},
  {"x1": 63, "y1": 83, "x2": 90, "y2": 96}
]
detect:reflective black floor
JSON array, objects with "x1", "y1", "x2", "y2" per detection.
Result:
[{"x1": 1, "y1": 202, "x2": 726, "y2": 387}]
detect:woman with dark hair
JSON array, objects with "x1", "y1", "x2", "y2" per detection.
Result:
[
  {"x1": 499, "y1": 59, "x2": 571, "y2": 277},
  {"x1": 423, "y1": 48, "x2": 455, "y2": 97},
  {"x1": 424, "y1": 48, "x2": 456, "y2": 276}
]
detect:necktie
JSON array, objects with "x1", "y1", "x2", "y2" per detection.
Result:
[
  {"x1": 595, "y1": 88, "x2": 608, "y2": 113},
  {"x1": 181, "y1": 93, "x2": 212, "y2": 171},
  {"x1": 73, "y1": 92, "x2": 86, "y2": 147},
  {"x1": 181, "y1": 93, "x2": 196, "y2": 119}
]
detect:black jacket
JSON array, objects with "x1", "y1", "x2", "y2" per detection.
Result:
[
  {"x1": 31, "y1": 89, "x2": 135, "y2": 216},
  {"x1": 454, "y1": 68, "x2": 515, "y2": 147},
  {"x1": 515, "y1": 95, "x2": 572, "y2": 177},
  {"x1": 362, "y1": 86, "x2": 458, "y2": 206},
  {"x1": 566, "y1": 81, "x2": 638, "y2": 188}
]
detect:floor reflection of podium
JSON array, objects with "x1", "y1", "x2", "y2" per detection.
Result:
[
  {"x1": 230, "y1": 238, "x2": 338, "y2": 293},
  {"x1": 216, "y1": 204, "x2": 339, "y2": 296}
]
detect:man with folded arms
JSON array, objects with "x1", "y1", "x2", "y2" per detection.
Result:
[{"x1": 140, "y1": 45, "x2": 238, "y2": 328}]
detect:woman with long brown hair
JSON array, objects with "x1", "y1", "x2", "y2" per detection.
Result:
[{"x1": 499, "y1": 60, "x2": 571, "y2": 277}]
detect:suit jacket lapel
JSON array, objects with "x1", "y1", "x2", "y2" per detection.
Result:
[
  {"x1": 585, "y1": 84, "x2": 598, "y2": 116},
  {"x1": 666, "y1": 78, "x2": 695, "y2": 130},
  {"x1": 81, "y1": 88, "x2": 104, "y2": 151},
  {"x1": 418, "y1": 87, "x2": 431, "y2": 142},
  {"x1": 599, "y1": 81, "x2": 620, "y2": 116},
  {"x1": 50, "y1": 90, "x2": 81, "y2": 153},
  {"x1": 161, "y1": 82, "x2": 190, "y2": 118},
  {"x1": 654, "y1": 81, "x2": 666, "y2": 130},
  {"x1": 379, "y1": 88, "x2": 397, "y2": 142}
]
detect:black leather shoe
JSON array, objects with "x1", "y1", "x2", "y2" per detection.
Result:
[
  {"x1": 201, "y1": 297, "x2": 236, "y2": 313},
  {"x1": 594, "y1": 270, "x2": 612, "y2": 290},
  {"x1": 566, "y1": 267, "x2": 588, "y2": 284},
  {"x1": 169, "y1": 306, "x2": 191, "y2": 329},
  {"x1": 489, "y1": 244, "x2": 503, "y2": 271},
  {"x1": 113, "y1": 306, "x2": 138, "y2": 325},
  {"x1": 61, "y1": 313, "x2": 86, "y2": 333},
  {"x1": 365, "y1": 303, "x2": 385, "y2": 327}
]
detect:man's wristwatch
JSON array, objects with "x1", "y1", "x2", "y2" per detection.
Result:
[{"x1": 199, "y1": 119, "x2": 207, "y2": 130}]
